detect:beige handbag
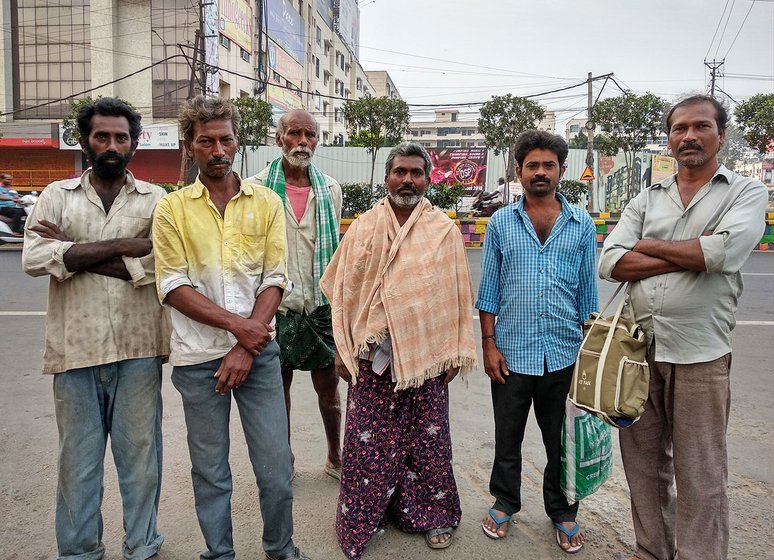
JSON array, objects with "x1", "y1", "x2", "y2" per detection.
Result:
[{"x1": 570, "y1": 283, "x2": 649, "y2": 428}]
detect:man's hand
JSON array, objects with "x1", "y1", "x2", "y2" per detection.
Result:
[
  {"x1": 120, "y1": 238, "x2": 153, "y2": 258},
  {"x1": 334, "y1": 350, "x2": 352, "y2": 383},
  {"x1": 483, "y1": 340, "x2": 509, "y2": 384},
  {"x1": 230, "y1": 317, "x2": 274, "y2": 356},
  {"x1": 214, "y1": 344, "x2": 253, "y2": 395},
  {"x1": 444, "y1": 367, "x2": 460, "y2": 385},
  {"x1": 29, "y1": 219, "x2": 70, "y2": 241}
]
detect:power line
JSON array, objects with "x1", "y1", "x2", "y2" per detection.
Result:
[
  {"x1": 723, "y1": 0, "x2": 757, "y2": 58},
  {"x1": 706, "y1": 0, "x2": 732, "y2": 60},
  {"x1": 714, "y1": 0, "x2": 738, "y2": 59}
]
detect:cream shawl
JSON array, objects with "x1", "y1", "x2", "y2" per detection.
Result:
[{"x1": 319, "y1": 197, "x2": 478, "y2": 390}]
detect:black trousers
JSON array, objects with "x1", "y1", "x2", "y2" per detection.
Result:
[
  {"x1": 489, "y1": 363, "x2": 578, "y2": 523},
  {"x1": 0, "y1": 206, "x2": 25, "y2": 233}
]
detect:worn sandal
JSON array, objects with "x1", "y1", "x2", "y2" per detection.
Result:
[
  {"x1": 554, "y1": 521, "x2": 584, "y2": 554},
  {"x1": 482, "y1": 507, "x2": 511, "y2": 539},
  {"x1": 425, "y1": 527, "x2": 453, "y2": 549}
]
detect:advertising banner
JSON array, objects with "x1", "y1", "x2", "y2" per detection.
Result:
[
  {"x1": 266, "y1": 0, "x2": 304, "y2": 65},
  {"x1": 267, "y1": 84, "x2": 303, "y2": 115},
  {"x1": 317, "y1": 0, "x2": 334, "y2": 29},
  {"x1": 426, "y1": 147, "x2": 488, "y2": 192},
  {"x1": 219, "y1": 0, "x2": 253, "y2": 52},
  {"x1": 268, "y1": 39, "x2": 303, "y2": 87},
  {"x1": 335, "y1": 0, "x2": 360, "y2": 58},
  {"x1": 650, "y1": 154, "x2": 676, "y2": 185},
  {"x1": 58, "y1": 124, "x2": 179, "y2": 151},
  {"x1": 598, "y1": 152, "x2": 653, "y2": 212}
]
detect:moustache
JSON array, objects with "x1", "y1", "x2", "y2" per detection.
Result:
[
  {"x1": 679, "y1": 142, "x2": 703, "y2": 152},
  {"x1": 290, "y1": 147, "x2": 313, "y2": 157},
  {"x1": 530, "y1": 176, "x2": 550, "y2": 185},
  {"x1": 397, "y1": 183, "x2": 418, "y2": 193},
  {"x1": 207, "y1": 157, "x2": 232, "y2": 166}
]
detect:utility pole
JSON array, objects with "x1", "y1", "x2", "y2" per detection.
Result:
[
  {"x1": 705, "y1": 60, "x2": 724, "y2": 98},
  {"x1": 585, "y1": 71, "x2": 595, "y2": 212}
]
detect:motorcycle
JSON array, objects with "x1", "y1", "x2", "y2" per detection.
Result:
[{"x1": 0, "y1": 191, "x2": 37, "y2": 245}]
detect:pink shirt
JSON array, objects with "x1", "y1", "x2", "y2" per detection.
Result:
[{"x1": 285, "y1": 182, "x2": 310, "y2": 222}]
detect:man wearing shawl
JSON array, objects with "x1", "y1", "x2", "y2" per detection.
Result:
[
  {"x1": 320, "y1": 142, "x2": 477, "y2": 558},
  {"x1": 248, "y1": 110, "x2": 343, "y2": 480}
]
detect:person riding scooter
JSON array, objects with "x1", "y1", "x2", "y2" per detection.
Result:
[
  {"x1": 472, "y1": 177, "x2": 506, "y2": 216},
  {"x1": 0, "y1": 173, "x2": 25, "y2": 235}
]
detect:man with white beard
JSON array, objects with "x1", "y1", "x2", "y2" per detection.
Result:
[{"x1": 248, "y1": 110, "x2": 343, "y2": 480}]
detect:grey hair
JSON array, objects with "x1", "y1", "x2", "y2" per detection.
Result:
[
  {"x1": 384, "y1": 142, "x2": 432, "y2": 178},
  {"x1": 276, "y1": 110, "x2": 320, "y2": 137},
  {"x1": 178, "y1": 95, "x2": 241, "y2": 143}
]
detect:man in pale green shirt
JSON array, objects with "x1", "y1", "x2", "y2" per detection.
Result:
[
  {"x1": 599, "y1": 95, "x2": 768, "y2": 560},
  {"x1": 248, "y1": 109, "x2": 343, "y2": 480}
]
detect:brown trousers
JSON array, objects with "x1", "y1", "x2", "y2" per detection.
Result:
[{"x1": 620, "y1": 346, "x2": 731, "y2": 560}]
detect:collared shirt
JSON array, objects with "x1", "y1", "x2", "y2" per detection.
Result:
[
  {"x1": 153, "y1": 175, "x2": 290, "y2": 367},
  {"x1": 598, "y1": 165, "x2": 768, "y2": 364},
  {"x1": 476, "y1": 193, "x2": 598, "y2": 375},
  {"x1": 248, "y1": 166, "x2": 342, "y2": 315},
  {"x1": 22, "y1": 170, "x2": 170, "y2": 374},
  {"x1": 0, "y1": 184, "x2": 18, "y2": 208}
]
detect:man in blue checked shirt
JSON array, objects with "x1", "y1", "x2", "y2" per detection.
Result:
[{"x1": 477, "y1": 130, "x2": 598, "y2": 553}]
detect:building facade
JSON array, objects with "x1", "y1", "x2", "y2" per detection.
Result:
[{"x1": 0, "y1": 0, "x2": 387, "y2": 189}]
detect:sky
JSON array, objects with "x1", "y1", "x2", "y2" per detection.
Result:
[{"x1": 357, "y1": 0, "x2": 774, "y2": 128}]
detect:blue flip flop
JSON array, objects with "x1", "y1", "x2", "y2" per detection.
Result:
[
  {"x1": 482, "y1": 507, "x2": 511, "y2": 539},
  {"x1": 554, "y1": 521, "x2": 584, "y2": 553}
]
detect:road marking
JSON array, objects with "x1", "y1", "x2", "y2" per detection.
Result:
[
  {"x1": 737, "y1": 321, "x2": 774, "y2": 326},
  {"x1": 742, "y1": 273, "x2": 774, "y2": 276},
  {"x1": 0, "y1": 311, "x2": 46, "y2": 316}
]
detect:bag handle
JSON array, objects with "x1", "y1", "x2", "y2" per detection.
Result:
[{"x1": 593, "y1": 286, "x2": 629, "y2": 410}]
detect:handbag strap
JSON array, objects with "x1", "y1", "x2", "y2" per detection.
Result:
[{"x1": 593, "y1": 287, "x2": 629, "y2": 409}]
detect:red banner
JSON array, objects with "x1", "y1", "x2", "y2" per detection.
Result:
[
  {"x1": 0, "y1": 138, "x2": 58, "y2": 148},
  {"x1": 427, "y1": 147, "x2": 487, "y2": 191}
]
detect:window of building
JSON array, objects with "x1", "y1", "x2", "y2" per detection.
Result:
[
  {"x1": 344, "y1": 63, "x2": 350, "y2": 76},
  {"x1": 316, "y1": 26, "x2": 321, "y2": 45},
  {"x1": 240, "y1": 49, "x2": 250, "y2": 62},
  {"x1": 314, "y1": 91, "x2": 321, "y2": 110},
  {"x1": 13, "y1": 0, "x2": 91, "y2": 118},
  {"x1": 356, "y1": 77, "x2": 362, "y2": 91},
  {"x1": 323, "y1": 102, "x2": 329, "y2": 116},
  {"x1": 334, "y1": 108, "x2": 342, "y2": 123},
  {"x1": 324, "y1": 71, "x2": 330, "y2": 86},
  {"x1": 220, "y1": 34, "x2": 231, "y2": 49},
  {"x1": 344, "y1": 89, "x2": 350, "y2": 99},
  {"x1": 272, "y1": 71, "x2": 282, "y2": 83},
  {"x1": 315, "y1": 57, "x2": 320, "y2": 78}
]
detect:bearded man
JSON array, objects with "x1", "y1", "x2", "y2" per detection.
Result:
[
  {"x1": 320, "y1": 142, "x2": 477, "y2": 558},
  {"x1": 247, "y1": 110, "x2": 343, "y2": 480}
]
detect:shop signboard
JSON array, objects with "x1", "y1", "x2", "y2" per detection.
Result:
[
  {"x1": 58, "y1": 124, "x2": 179, "y2": 150},
  {"x1": 426, "y1": 147, "x2": 488, "y2": 192},
  {"x1": 266, "y1": 0, "x2": 305, "y2": 65},
  {"x1": 268, "y1": 39, "x2": 303, "y2": 87},
  {"x1": 219, "y1": 0, "x2": 253, "y2": 52}
]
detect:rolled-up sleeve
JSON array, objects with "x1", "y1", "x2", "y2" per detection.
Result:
[
  {"x1": 598, "y1": 194, "x2": 645, "y2": 280},
  {"x1": 22, "y1": 190, "x2": 76, "y2": 282},
  {"x1": 256, "y1": 195, "x2": 290, "y2": 298},
  {"x1": 475, "y1": 215, "x2": 502, "y2": 315},
  {"x1": 578, "y1": 217, "x2": 599, "y2": 323},
  {"x1": 699, "y1": 180, "x2": 768, "y2": 274},
  {"x1": 152, "y1": 197, "x2": 193, "y2": 302}
]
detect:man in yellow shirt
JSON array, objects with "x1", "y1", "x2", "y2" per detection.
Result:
[{"x1": 153, "y1": 96, "x2": 309, "y2": 560}]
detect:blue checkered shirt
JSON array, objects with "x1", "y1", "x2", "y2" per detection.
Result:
[{"x1": 476, "y1": 193, "x2": 598, "y2": 376}]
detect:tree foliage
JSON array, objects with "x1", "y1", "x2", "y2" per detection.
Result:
[
  {"x1": 425, "y1": 183, "x2": 465, "y2": 211},
  {"x1": 61, "y1": 96, "x2": 135, "y2": 144},
  {"x1": 593, "y1": 92, "x2": 667, "y2": 200},
  {"x1": 558, "y1": 179, "x2": 589, "y2": 205},
  {"x1": 569, "y1": 131, "x2": 589, "y2": 150},
  {"x1": 342, "y1": 96, "x2": 411, "y2": 189},
  {"x1": 340, "y1": 183, "x2": 386, "y2": 217},
  {"x1": 735, "y1": 93, "x2": 774, "y2": 155},
  {"x1": 478, "y1": 94, "x2": 545, "y2": 203},
  {"x1": 232, "y1": 96, "x2": 273, "y2": 175},
  {"x1": 718, "y1": 123, "x2": 750, "y2": 171}
]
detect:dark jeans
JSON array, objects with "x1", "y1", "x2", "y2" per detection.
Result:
[
  {"x1": 0, "y1": 206, "x2": 25, "y2": 232},
  {"x1": 489, "y1": 363, "x2": 578, "y2": 523}
]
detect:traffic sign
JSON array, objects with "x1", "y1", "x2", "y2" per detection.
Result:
[{"x1": 580, "y1": 165, "x2": 595, "y2": 181}]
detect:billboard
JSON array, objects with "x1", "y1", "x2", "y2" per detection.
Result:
[
  {"x1": 427, "y1": 147, "x2": 488, "y2": 191},
  {"x1": 219, "y1": 0, "x2": 253, "y2": 52},
  {"x1": 268, "y1": 39, "x2": 303, "y2": 87},
  {"x1": 266, "y1": 0, "x2": 304, "y2": 65},
  {"x1": 334, "y1": 0, "x2": 360, "y2": 58},
  {"x1": 317, "y1": 0, "x2": 334, "y2": 29},
  {"x1": 58, "y1": 124, "x2": 180, "y2": 151}
]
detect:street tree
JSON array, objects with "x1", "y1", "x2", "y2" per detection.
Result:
[
  {"x1": 569, "y1": 131, "x2": 589, "y2": 150},
  {"x1": 557, "y1": 179, "x2": 588, "y2": 205},
  {"x1": 231, "y1": 96, "x2": 273, "y2": 175},
  {"x1": 478, "y1": 94, "x2": 545, "y2": 203},
  {"x1": 718, "y1": 123, "x2": 750, "y2": 171},
  {"x1": 342, "y1": 96, "x2": 411, "y2": 190},
  {"x1": 735, "y1": 93, "x2": 774, "y2": 155},
  {"x1": 593, "y1": 92, "x2": 667, "y2": 200}
]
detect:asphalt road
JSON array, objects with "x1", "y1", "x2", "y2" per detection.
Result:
[{"x1": 0, "y1": 248, "x2": 772, "y2": 560}]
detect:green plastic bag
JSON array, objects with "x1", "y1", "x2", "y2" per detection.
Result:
[{"x1": 561, "y1": 400, "x2": 613, "y2": 504}]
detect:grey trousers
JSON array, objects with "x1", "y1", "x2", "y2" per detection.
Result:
[{"x1": 620, "y1": 345, "x2": 731, "y2": 560}]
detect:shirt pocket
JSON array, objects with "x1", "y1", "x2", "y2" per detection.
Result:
[
  {"x1": 238, "y1": 233, "x2": 265, "y2": 271},
  {"x1": 120, "y1": 215, "x2": 152, "y2": 238}
]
